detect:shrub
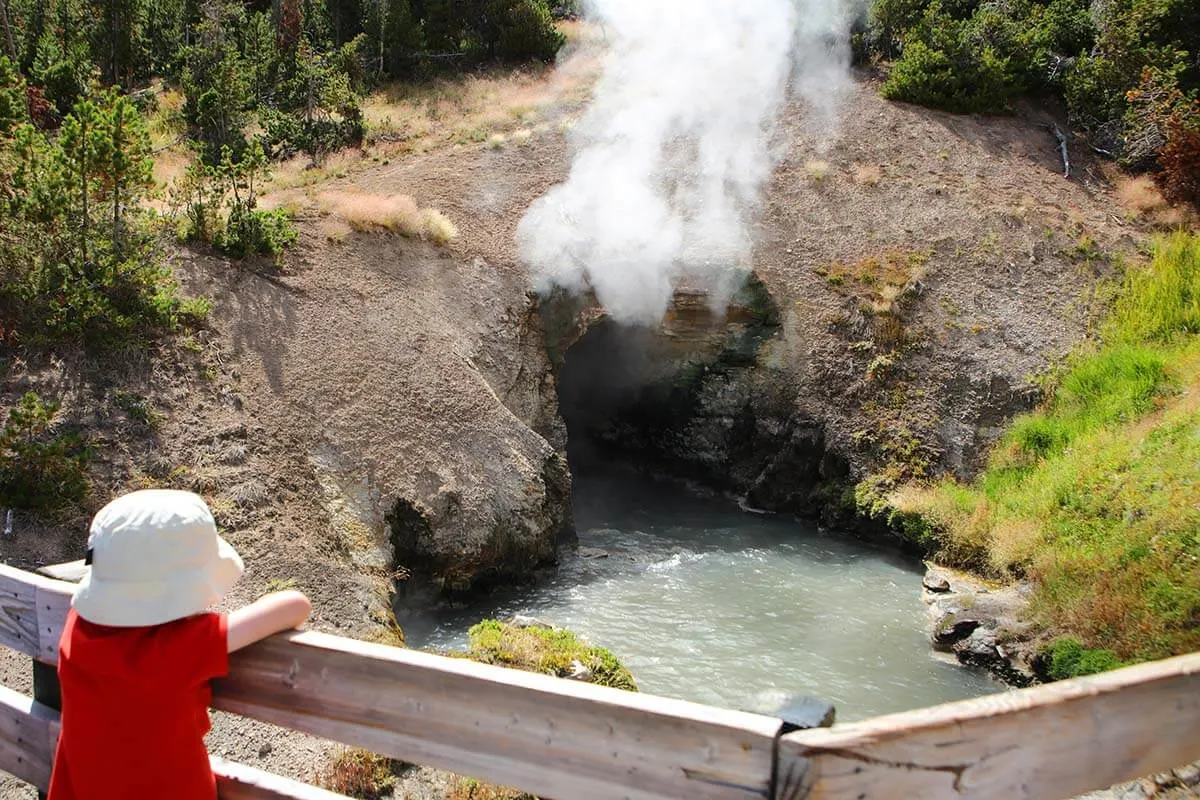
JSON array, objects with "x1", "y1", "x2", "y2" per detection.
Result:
[
  {"x1": 467, "y1": 619, "x2": 638, "y2": 691},
  {"x1": 880, "y1": 4, "x2": 1028, "y2": 114},
  {"x1": 317, "y1": 749, "x2": 395, "y2": 799},
  {"x1": 494, "y1": 0, "x2": 564, "y2": 62},
  {"x1": 1157, "y1": 108, "x2": 1200, "y2": 205},
  {"x1": 174, "y1": 141, "x2": 298, "y2": 260},
  {"x1": 215, "y1": 207, "x2": 297, "y2": 258},
  {"x1": 1044, "y1": 638, "x2": 1125, "y2": 680},
  {"x1": 0, "y1": 393, "x2": 89, "y2": 512}
]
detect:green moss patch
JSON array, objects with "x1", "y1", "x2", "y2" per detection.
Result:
[{"x1": 466, "y1": 619, "x2": 638, "y2": 691}]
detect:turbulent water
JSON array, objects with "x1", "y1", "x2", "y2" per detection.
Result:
[{"x1": 403, "y1": 464, "x2": 1001, "y2": 721}]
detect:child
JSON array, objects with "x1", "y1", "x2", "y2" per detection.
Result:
[{"x1": 47, "y1": 489, "x2": 313, "y2": 800}]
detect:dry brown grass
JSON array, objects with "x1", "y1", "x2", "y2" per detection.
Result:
[
  {"x1": 853, "y1": 163, "x2": 883, "y2": 186},
  {"x1": 1115, "y1": 175, "x2": 1167, "y2": 216},
  {"x1": 317, "y1": 748, "x2": 396, "y2": 799},
  {"x1": 360, "y1": 26, "x2": 601, "y2": 160},
  {"x1": 804, "y1": 159, "x2": 830, "y2": 182},
  {"x1": 316, "y1": 191, "x2": 457, "y2": 243},
  {"x1": 890, "y1": 484, "x2": 993, "y2": 573},
  {"x1": 268, "y1": 150, "x2": 365, "y2": 192},
  {"x1": 445, "y1": 777, "x2": 536, "y2": 800}
]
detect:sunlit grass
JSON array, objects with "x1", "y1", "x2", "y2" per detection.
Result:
[{"x1": 896, "y1": 233, "x2": 1200, "y2": 663}]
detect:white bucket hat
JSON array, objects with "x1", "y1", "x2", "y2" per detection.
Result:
[{"x1": 72, "y1": 489, "x2": 244, "y2": 627}]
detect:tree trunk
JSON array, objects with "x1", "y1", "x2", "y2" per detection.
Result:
[
  {"x1": 112, "y1": 104, "x2": 122, "y2": 259},
  {"x1": 79, "y1": 117, "x2": 89, "y2": 272},
  {"x1": 0, "y1": 0, "x2": 17, "y2": 64}
]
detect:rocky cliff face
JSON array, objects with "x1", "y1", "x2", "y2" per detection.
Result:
[
  {"x1": 181, "y1": 238, "x2": 574, "y2": 599},
  {"x1": 546, "y1": 275, "x2": 853, "y2": 524}
]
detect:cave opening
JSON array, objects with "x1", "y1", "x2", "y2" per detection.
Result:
[{"x1": 554, "y1": 318, "x2": 679, "y2": 474}]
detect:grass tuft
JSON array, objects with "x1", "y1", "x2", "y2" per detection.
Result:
[
  {"x1": 317, "y1": 749, "x2": 396, "y2": 799},
  {"x1": 316, "y1": 191, "x2": 457, "y2": 245},
  {"x1": 446, "y1": 777, "x2": 536, "y2": 800},
  {"x1": 804, "y1": 160, "x2": 830, "y2": 182}
]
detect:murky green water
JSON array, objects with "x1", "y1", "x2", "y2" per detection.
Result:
[{"x1": 403, "y1": 465, "x2": 1001, "y2": 721}]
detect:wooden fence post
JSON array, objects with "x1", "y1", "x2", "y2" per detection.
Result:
[{"x1": 31, "y1": 660, "x2": 59, "y2": 800}]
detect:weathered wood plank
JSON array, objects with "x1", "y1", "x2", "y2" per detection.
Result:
[
  {"x1": 0, "y1": 685, "x2": 56, "y2": 790},
  {"x1": 0, "y1": 565, "x2": 45, "y2": 659},
  {"x1": 215, "y1": 631, "x2": 783, "y2": 800},
  {"x1": 0, "y1": 566, "x2": 70, "y2": 664},
  {"x1": 0, "y1": 682, "x2": 348, "y2": 800},
  {"x1": 778, "y1": 651, "x2": 1200, "y2": 800},
  {"x1": 33, "y1": 561, "x2": 87, "y2": 585},
  {"x1": 211, "y1": 757, "x2": 348, "y2": 800}
]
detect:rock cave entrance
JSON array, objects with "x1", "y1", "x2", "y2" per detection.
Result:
[
  {"x1": 547, "y1": 277, "x2": 851, "y2": 518},
  {"x1": 555, "y1": 318, "x2": 676, "y2": 472}
]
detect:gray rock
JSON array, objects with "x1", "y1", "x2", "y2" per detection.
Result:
[
  {"x1": 1173, "y1": 763, "x2": 1200, "y2": 787},
  {"x1": 577, "y1": 547, "x2": 610, "y2": 560},
  {"x1": 954, "y1": 627, "x2": 999, "y2": 660},
  {"x1": 507, "y1": 614, "x2": 558, "y2": 631},
  {"x1": 933, "y1": 615, "x2": 981, "y2": 648},
  {"x1": 772, "y1": 694, "x2": 836, "y2": 729},
  {"x1": 923, "y1": 573, "x2": 951, "y2": 593}
]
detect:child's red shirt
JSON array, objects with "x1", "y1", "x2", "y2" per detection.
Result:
[{"x1": 48, "y1": 608, "x2": 229, "y2": 800}]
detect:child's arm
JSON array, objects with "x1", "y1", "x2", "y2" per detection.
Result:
[{"x1": 227, "y1": 590, "x2": 313, "y2": 653}]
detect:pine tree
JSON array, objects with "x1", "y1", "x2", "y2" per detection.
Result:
[
  {"x1": 0, "y1": 55, "x2": 23, "y2": 134},
  {"x1": 0, "y1": 0, "x2": 16, "y2": 63},
  {"x1": 182, "y1": 0, "x2": 251, "y2": 162},
  {"x1": 89, "y1": 0, "x2": 144, "y2": 85},
  {"x1": 381, "y1": 0, "x2": 420, "y2": 76},
  {"x1": 31, "y1": 0, "x2": 92, "y2": 114}
]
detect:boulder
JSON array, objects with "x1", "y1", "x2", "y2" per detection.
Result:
[
  {"x1": 1173, "y1": 763, "x2": 1200, "y2": 787},
  {"x1": 772, "y1": 694, "x2": 836, "y2": 729},
  {"x1": 953, "y1": 627, "x2": 998, "y2": 663},
  {"x1": 507, "y1": 614, "x2": 559, "y2": 631},
  {"x1": 932, "y1": 614, "x2": 980, "y2": 649},
  {"x1": 922, "y1": 572, "x2": 951, "y2": 593}
]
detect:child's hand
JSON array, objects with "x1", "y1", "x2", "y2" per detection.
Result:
[{"x1": 227, "y1": 590, "x2": 313, "y2": 653}]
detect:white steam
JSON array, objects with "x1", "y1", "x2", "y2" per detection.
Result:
[{"x1": 517, "y1": 0, "x2": 860, "y2": 326}]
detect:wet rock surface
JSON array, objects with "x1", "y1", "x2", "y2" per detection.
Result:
[{"x1": 922, "y1": 564, "x2": 1036, "y2": 686}]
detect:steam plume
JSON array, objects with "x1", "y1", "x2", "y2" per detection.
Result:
[{"x1": 518, "y1": 0, "x2": 859, "y2": 326}]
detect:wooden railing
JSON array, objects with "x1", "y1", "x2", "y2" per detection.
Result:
[{"x1": 0, "y1": 563, "x2": 1197, "y2": 799}]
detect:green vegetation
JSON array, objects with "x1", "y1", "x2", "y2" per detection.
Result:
[
  {"x1": 862, "y1": 0, "x2": 1199, "y2": 200},
  {"x1": 1043, "y1": 637, "x2": 1125, "y2": 680},
  {"x1": 174, "y1": 142, "x2": 297, "y2": 260},
  {"x1": 0, "y1": 86, "x2": 204, "y2": 349},
  {"x1": 895, "y1": 232, "x2": 1200, "y2": 664},
  {"x1": 466, "y1": 619, "x2": 638, "y2": 691},
  {"x1": 0, "y1": 392, "x2": 90, "y2": 512}
]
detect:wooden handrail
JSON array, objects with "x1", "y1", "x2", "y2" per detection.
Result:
[{"x1": 0, "y1": 564, "x2": 1198, "y2": 799}]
